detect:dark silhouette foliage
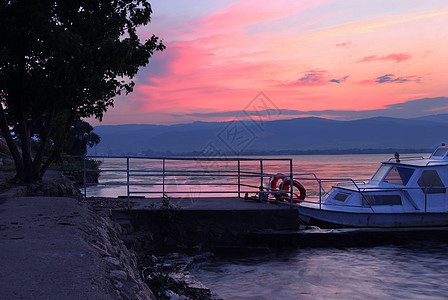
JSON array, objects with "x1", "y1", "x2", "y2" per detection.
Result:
[
  {"x1": 0, "y1": 0, "x2": 165, "y2": 182},
  {"x1": 64, "y1": 121, "x2": 100, "y2": 156}
]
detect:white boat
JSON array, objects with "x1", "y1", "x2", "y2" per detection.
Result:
[{"x1": 270, "y1": 143, "x2": 448, "y2": 228}]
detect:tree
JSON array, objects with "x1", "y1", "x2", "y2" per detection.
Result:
[
  {"x1": 0, "y1": 0, "x2": 165, "y2": 183},
  {"x1": 63, "y1": 120, "x2": 100, "y2": 156}
]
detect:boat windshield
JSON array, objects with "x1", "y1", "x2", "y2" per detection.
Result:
[
  {"x1": 369, "y1": 165, "x2": 415, "y2": 186},
  {"x1": 382, "y1": 166, "x2": 415, "y2": 185},
  {"x1": 369, "y1": 165, "x2": 389, "y2": 183},
  {"x1": 431, "y1": 147, "x2": 448, "y2": 158}
]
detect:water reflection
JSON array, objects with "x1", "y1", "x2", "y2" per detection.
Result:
[{"x1": 192, "y1": 241, "x2": 448, "y2": 299}]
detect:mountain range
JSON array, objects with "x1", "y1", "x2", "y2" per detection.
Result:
[{"x1": 89, "y1": 114, "x2": 448, "y2": 156}]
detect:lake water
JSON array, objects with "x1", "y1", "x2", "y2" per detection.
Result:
[{"x1": 191, "y1": 241, "x2": 448, "y2": 299}]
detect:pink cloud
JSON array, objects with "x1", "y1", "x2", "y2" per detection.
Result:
[
  {"x1": 357, "y1": 79, "x2": 376, "y2": 86},
  {"x1": 157, "y1": 42, "x2": 213, "y2": 75},
  {"x1": 278, "y1": 70, "x2": 349, "y2": 87},
  {"x1": 336, "y1": 40, "x2": 352, "y2": 48},
  {"x1": 357, "y1": 74, "x2": 422, "y2": 85},
  {"x1": 195, "y1": 0, "x2": 327, "y2": 35},
  {"x1": 358, "y1": 53, "x2": 412, "y2": 63},
  {"x1": 278, "y1": 70, "x2": 329, "y2": 87},
  {"x1": 375, "y1": 74, "x2": 421, "y2": 84}
]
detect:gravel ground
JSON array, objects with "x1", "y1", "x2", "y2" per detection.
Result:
[{"x1": 79, "y1": 197, "x2": 136, "y2": 210}]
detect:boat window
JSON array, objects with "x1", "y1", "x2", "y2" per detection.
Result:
[
  {"x1": 370, "y1": 165, "x2": 390, "y2": 183},
  {"x1": 432, "y1": 148, "x2": 448, "y2": 157},
  {"x1": 363, "y1": 195, "x2": 402, "y2": 206},
  {"x1": 417, "y1": 170, "x2": 446, "y2": 194},
  {"x1": 333, "y1": 192, "x2": 350, "y2": 202},
  {"x1": 382, "y1": 166, "x2": 415, "y2": 186}
]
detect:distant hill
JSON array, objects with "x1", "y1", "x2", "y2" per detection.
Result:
[
  {"x1": 413, "y1": 113, "x2": 448, "y2": 123},
  {"x1": 89, "y1": 116, "x2": 448, "y2": 155}
]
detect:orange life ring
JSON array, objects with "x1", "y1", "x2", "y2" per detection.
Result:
[
  {"x1": 270, "y1": 174, "x2": 285, "y2": 192},
  {"x1": 270, "y1": 174, "x2": 286, "y2": 201},
  {"x1": 281, "y1": 179, "x2": 306, "y2": 203}
]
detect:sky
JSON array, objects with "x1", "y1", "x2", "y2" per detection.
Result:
[{"x1": 89, "y1": 0, "x2": 448, "y2": 126}]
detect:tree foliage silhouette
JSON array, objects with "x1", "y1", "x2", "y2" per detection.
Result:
[
  {"x1": 0, "y1": 0, "x2": 165, "y2": 182},
  {"x1": 64, "y1": 120, "x2": 100, "y2": 156}
]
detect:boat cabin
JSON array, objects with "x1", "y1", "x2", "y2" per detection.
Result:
[{"x1": 322, "y1": 144, "x2": 448, "y2": 213}]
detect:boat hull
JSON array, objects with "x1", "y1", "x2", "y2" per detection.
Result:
[{"x1": 297, "y1": 205, "x2": 448, "y2": 228}]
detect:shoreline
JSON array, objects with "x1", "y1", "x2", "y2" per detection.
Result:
[{"x1": 0, "y1": 177, "x2": 220, "y2": 300}]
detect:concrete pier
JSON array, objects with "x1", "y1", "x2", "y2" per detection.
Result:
[
  {"x1": 112, "y1": 197, "x2": 299, "y2": 253},
  {"x1": 110, "y1": 196, "x2": 448, "y2": 253}
]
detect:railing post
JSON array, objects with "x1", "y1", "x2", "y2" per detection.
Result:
[
  {"x1": 238, "y1": 160, "x2": 241, "y2": 198},
  {"x1": 319, "y1": 179, "x2": 322, "y2": 210},
  {"x1": 354, "y1": 180, "x2": 374, "y2": 213},
  {"x1": 83, "y1": 156, "x2": 87, "y2": 199},
  {"x1": 289, "y1": 159, "x2": 293, "y2": 207},
  {"x1": 162, "y1": 158, "x2": 166, "y2": 196},
  {"x1": 259, "y1": 159, "x2": 263, "y2": 190},
  {"x1": 425, "y1": 188, "x2": 427, "y2": 212},
  {"x1": 126, "y1": 157, "x2": 130, "y2": 203}
]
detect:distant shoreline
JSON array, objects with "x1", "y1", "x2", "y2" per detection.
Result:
[
  {"x1": 235, "y1": 148, "x2": 433, "y2": 156},
  {"x1": 91, "y1": 148, "x2": 433, "y2": 157}
]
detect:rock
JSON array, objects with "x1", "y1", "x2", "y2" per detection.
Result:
[
  {"x1": 114, "y1": 280, "x2": 124, "y2": 289},
  {"x1": 0, "y1": 138, "x2": 11, "y2": 155},
  {"x1": 165, "y1": 290, "x2": 176, "y2": 298},
  {"x1": 26, "y1": 174, "x2": 82, "y2": 198},
  {"x1": 104, "y1": 256, "x2": 121, "y2": 266},
  {"x1": 110, "y1": 270, "x2": 128, "y2": 280},
  {"x1": 63, "y1": 169, "x2": 100, "y2": 186},
  {"x1": 170, "y1": 294, "x2": 180, "y2": 300},
  {"x1": 79, "y1": 208, "x2": 157, "y2": 299}
]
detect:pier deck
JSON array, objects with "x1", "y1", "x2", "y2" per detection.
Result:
[
  {"x1": 127, "y1": 196, "x2": 294, "y2": 210},
  {"x1": 110, "y1": 196, "x2": 299, "y2": 253},
  {"x1": 109, "y1": 196, "x2": 448, "y2": 252}
]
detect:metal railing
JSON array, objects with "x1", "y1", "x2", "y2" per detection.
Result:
[
  {"x1": 290, "y1": 172, "x2": 447, "y2": 213},
  {"x1": 78, "y1": 155, "x2": 445, "y2": 213},
  {"x1": 387, "y1": 156, "x2": 425, "y2": 162},
  {"x1": 80, "y1": 155, "x2": 294, "y2": 201}
]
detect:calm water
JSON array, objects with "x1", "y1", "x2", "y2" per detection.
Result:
[{"x1": 191, "y1": 241, "x2": 448, "y2": 299}]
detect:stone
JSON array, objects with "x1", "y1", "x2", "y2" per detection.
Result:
[
  {"x1": 109, "y1": 270, "x2": 127, "y2": 280},
  {"x1": 103, "y1": 256, "x2": 121, "y2": 266},
  {"x1": 113, "y1": 280, "x2": 124, "y2": 289},
  {"x1": 169, "y1": 294, "x2": 180, "y2": 300},
  {"x1": 165, "y1": 290, "x2": 176, "y2": 298}
]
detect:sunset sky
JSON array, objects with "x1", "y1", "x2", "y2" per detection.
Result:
[{"x1": 90, "y1": 0, "x2": 448, "y2": 125}]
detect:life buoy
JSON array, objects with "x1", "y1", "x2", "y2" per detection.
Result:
[
  {"x1": 281, "y1": 179, "x2": 306, "y2": 203},
  {"x1": 270, "y1": 174, "x2": 286, "y2": 201},
  {"x1": 270, "y1": 174, "x2": 285, "y2": 192}
]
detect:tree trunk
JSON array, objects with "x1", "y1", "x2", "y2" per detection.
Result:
[
  {"x1": 0, "y1": 106, "x2": 45, "y2": 183},
  {"x1": 0, "y1": 104, "x2": 25, "y2": 179}
]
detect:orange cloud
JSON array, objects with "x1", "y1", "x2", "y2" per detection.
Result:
[{"x1": 358, "y1": 53, "x2": 412, "y2": 63}]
